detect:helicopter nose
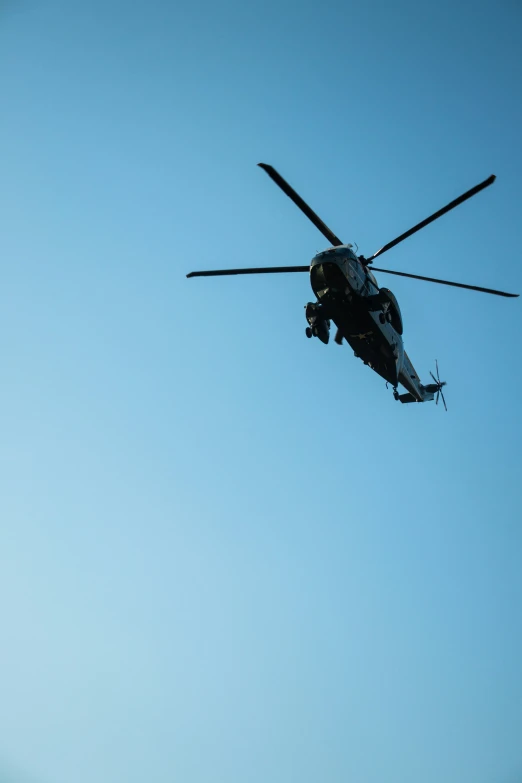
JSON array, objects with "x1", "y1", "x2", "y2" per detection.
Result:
[{"x1": 310, "y1": 260, "x2": 346, "y2": 292}]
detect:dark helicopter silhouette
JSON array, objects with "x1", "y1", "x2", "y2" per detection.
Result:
[{"x1": 187, "y1": 164, "x2": 518, "y2": 407}]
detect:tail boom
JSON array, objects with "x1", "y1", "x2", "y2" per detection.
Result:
[{"x1": 396, "y1": 352, "x2": 443, "y2": 405}]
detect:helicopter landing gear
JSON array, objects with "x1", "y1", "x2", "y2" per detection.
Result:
[
  {"x1": 393, "y1": 387, "x2": 399, "y2": 400},
  {"x1": 379, "y1": 307, "x2": 393, "y2": 325},
  {"x1": 304, "y1": 302, "x2": 330, "y2": 344}
]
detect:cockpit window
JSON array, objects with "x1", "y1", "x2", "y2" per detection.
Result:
[{"x1": 366, "y1": 269, "x2": 378, "y2": 287}]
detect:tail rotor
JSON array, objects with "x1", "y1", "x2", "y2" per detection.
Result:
[{"x1": 429, "y1": 360, "x2": 448, "y2": 411}]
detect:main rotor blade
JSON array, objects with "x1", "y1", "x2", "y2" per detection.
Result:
[
  {"x1": 187, "y1": 265, "x2": 309, "y2": 278},
  {"x1": 367, "y1": 174, "x2": 496, "y2": 262},
  {"x1": 440, "y1": 388, "x2": 448, "y2": 412},
  {"x1": 370, "y1": 266, "x2": 519, "y2": 297},
  {"x1": 258, "y1": 163, "x2": 343, "y2": 247}
]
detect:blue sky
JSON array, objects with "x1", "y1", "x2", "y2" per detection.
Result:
[{"x1": 1, "y1": 1, "x2": 521, "y2": 782}]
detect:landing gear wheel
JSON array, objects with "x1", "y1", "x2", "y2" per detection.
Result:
[
  {"x1": 305, "y1": 327, "x2": 313, "y2": 338},
  {"x1": 379, "y1": 312, "x2": 386, "y2": 324}
]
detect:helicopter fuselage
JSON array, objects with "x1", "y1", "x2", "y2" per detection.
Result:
[{"x1": 308, "y1": 245, "x2": 431, "y2": 402}]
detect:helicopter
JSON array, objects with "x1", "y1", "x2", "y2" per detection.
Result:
[{"x1": 187, "y1": 164, "x2": 519, "y2": 408}]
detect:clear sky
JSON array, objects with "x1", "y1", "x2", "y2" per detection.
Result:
[{"x1": 1, "y1": 1, "x2": 521, "y2": 782}]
